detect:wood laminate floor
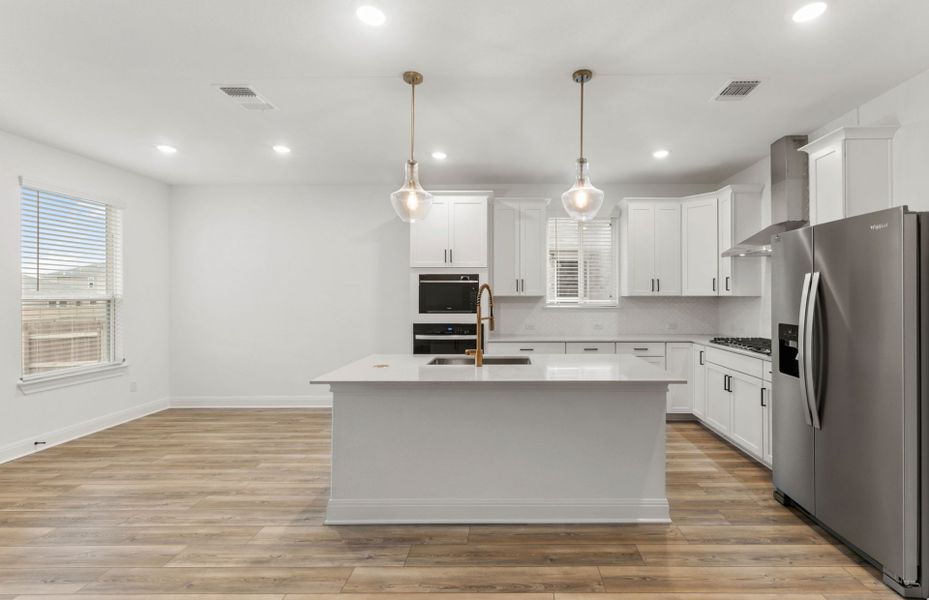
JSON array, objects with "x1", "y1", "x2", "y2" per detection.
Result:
[{"x1": 0, "y1": 409, "x2": 897, "y2": 599}]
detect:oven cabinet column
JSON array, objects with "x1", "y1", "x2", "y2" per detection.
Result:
[
  {"x1": 410, "y1": 191, "x2": 492, "y2": 268},
  {"x1": 491, "y1": 197, "x2": 549, "y2": 296}
]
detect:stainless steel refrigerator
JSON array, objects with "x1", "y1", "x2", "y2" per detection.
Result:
[{"x1": 772, "y1": 206, "x2": 928, "y2": 597}]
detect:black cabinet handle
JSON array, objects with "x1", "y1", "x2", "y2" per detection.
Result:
[
  {"x1": 444, "y1": 249, "x2": 447, "y2": 263},
  {"x1": 583, "y1": 348, "x2": 598, "y2": 352},
  {"x1": 760, "y1": 387, "x2": 767, "y2": 407},
  {"x1": 519, "y1": 348, "x2": 534, "y2": 352},
  {"x1": 725, "y1": 276, "x2": 731, "y2": 291},
  {"x1": 449, "y1": 248, "x2": 453, "y2": 263},
  {"x1": 699, "y1": 350, "x2": 705, "y2": 365},
  {"x1": 712, "y1": 277, "x2": 716, "y2": 292},
  {"x1": 651, "y1": 278, "x2": 655, "y2": 292},
  {"x1": 657, "y1": 278, "x2": 660, "y2": 292}
]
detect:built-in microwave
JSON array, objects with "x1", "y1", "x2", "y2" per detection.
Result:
[{"x1": 418, "y1": 274, "x2": 479, "y2": 314}]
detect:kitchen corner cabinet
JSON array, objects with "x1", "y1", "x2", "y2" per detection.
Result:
[
  {"x1": 681, "y1": 193, "x2": 719, "y2": 295},
  {"x1": 717, "y1": 185, "x2": 763, "y2": 297},
  {"x1": 800, "y1": 126, "x2": 897, "y2": 226},
  {"x1": 410, "y1": 192, "x2": 491, "y2": 268},
  {"x1": 620, "y1": 199, "x2": 681, "y2": 296},
  {"x1": 692, "y1": 344, "x2": 707, "y2": 419},
  {"x1": 666, "y1": 343, "x2": 693, "y2": 414},
  {"x1": 492, "y1": 198, "x2": 549, "y2": 296}
]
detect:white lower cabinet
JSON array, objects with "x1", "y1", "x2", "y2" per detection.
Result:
[
  {"x1": 705, "y1": 364, "x2": 731, "y2": 435},
  {"x1": 565, "y1": 342, "x2": 615, "y2": 354},
  {"x1": 692, "y1": 344, "x2": 707, "y2": 419},
  {"x1": 729, "y1": 370, "x2": 764, "y2": 459},
  {"x1": 485, "y1": 341, "x2": 565, "y2": 355},
  {"x1": 665, "y1": 343, "x2": 693, "y2": 415},
  {"x1": 762, "y1": 381, "x2": 773, "y2": 468}
]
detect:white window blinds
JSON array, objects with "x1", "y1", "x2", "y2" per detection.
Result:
[
  {"x1": 547, "y1": 218, "x2": 615, "y2": 305},
  {"x1": 20, "y1": 186, "x2": 123, "y2": 378}
]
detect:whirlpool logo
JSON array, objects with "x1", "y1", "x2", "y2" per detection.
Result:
[{"x1": 870, "y1": 223, "x2": 889, "y2": 231}]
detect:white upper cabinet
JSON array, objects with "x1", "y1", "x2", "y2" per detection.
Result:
[
  {"x1": 800, "y1": 127, "x2": 897, "y2": 226},
  {"x1": 681, "y1": 193, "x2": 718, "y2": 296},
  {"x1": 620, "y1": 199, "x2": 681, "y2": 296},
  {"x1": 717, "y1": 185, "x2": 763, "y2": 297},
  {"x1": 492, "y1": 198, "x2": 549, "y2": 296},
  {"x1": 410, "y1": 192, "x2": 491, "y2": 268}
]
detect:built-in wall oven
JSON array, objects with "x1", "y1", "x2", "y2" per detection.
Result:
[
  {"x1": 413, "y1": 323, "x2": 482, "y2": 355},
  {"x1": 418, "y1": 274, "x2": 479, "y2": 314}
]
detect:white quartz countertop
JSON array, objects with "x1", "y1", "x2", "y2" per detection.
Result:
[
  {"x1": 486, "y1": 334, "x2": 772, "y2": 361},
  {"x1": 312, "y1": 354, "x2": 686, "y2": 385}
]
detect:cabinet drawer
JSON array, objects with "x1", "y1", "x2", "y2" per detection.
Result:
[
  {"x1": 705, "y1": 347, "x2": 765, "y2": 379},
  {"x1": 485, "y1": 342, "x2": 566, "y2": 355},
  {"x1": 616, "y1": 342, "x2": 665, "y2": 357},
  {"x1": 566, "y1": 342, "x2": 615, "y2": 354}
]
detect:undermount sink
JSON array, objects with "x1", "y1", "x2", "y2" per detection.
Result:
[{"x1": 427, "y1": 356, "x2": 532, "y2": 366}]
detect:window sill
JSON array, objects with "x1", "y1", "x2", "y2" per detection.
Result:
[{"x1": 18, "y1": 361, "x2": 128, "y2": 395}]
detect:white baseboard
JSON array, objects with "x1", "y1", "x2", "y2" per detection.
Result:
[
  {"x1": 0, "y1": 396, "x2": 170, "y2": 465},
  {"x1": 325, "y1": 497, "x2": 671, "y2": 524},
  {"x1": 170, "y1": 394, "x2": 332, "y2": 408}
]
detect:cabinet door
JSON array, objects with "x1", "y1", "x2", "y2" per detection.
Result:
[
  {"x1": 705, "y1": 364, "x2": 731, "y2": 435},
  {"x1": 449, "y1": 197, "x2": 487, "y2": 267},
  {"x1": 810, "y1": 147, "x2": 845, "y2": 225},
  {"x1": 518, "y1": 201, "x2": 547, "y2": 296},
  {"x1": 492, "y1": 202, "x2": 520, "y2": 295},
  {"x1": 626, "y1": 204, "x2": 656, "y2": 295},
  {"x1": 692, "y1": 345, "x2": 707, "y2": 419},
  {"x1": 666, "y1": 343, "x2": 693, "y2": 414},
  {"x1": 717, "y1": 191, "x2": 733, "y2": 296},
  {"x1": 653, "y1": 203, "x2": 682, "y2": 295},
  {"x1": 763, "y1": 383, "x2": 773, "y2": 468},
  {"x1": 410, "y1": 199, "x2": 449, "y2": 267},
  {"x1": 640, "y1": 356, "x2": 666, "y2": 369},
  {"x1": 681, "y1": 196, "x2": 719, "y2": 295},
  {"x1": 730, "y1": 371, "x2": 764, "y2": 459}
]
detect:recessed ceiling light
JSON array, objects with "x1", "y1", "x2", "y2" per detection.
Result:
[
  {"x1": 356, "y1": 4, "x2": 386, "y2": 26},
  {"x1": 272, "y1": 145, "x2": 292, "y2": 155},
  {"x1": 431, "y1": 151, "x2": 447, "y2": 160},
  {"x1": 156, "y1": 144, "x2": 177, "y2": 154},
  {"x1": 652, "y1": 149, "x2": 670, "y2": 159},
  {"x1": 793, "y1": 2, "x2": 827, "y2": 23}
]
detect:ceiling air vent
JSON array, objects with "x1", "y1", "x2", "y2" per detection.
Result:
[
  {"x1": 215, "y1": 84, "x2": 276, "y2": 110},
  {"x1": 714, "y1": 79, "x2": 762, "y2": 101}
]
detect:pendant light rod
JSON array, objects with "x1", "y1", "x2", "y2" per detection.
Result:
[
  {"x1": 573, "y1": 69, "x2": 592, "y2": 160},
  {"x1": 403, "y1": 71, "x2": 423, "y2": 163}
]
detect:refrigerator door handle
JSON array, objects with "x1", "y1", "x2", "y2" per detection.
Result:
[
  {"x1": 805, "y1": 271, "x2": 822, "y2": 430},
  {"x1": 796, "y1": 272, "x2": 814, "y2": 427}
]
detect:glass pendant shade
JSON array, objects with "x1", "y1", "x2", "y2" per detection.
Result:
[
  {"x1": 390, "y1": 160, "x2": 434, "y2": 223},
  {"x1": 561, "y1": 158, "x2": 604, "y2": 221}
]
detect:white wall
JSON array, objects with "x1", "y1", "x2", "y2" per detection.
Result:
[
  {"x1": 0, "y1": 130, "x2": 171, "y2": 462},
  {"x1": 169, "y1": 185, "x2": 410, "y2": 406},
  {"x1": 717, "y1": 65, "x2": 929, "y2": 337}
]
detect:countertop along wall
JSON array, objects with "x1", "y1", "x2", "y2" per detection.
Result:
[
  {"x1": 718, "y1": 65, "x2": 929, "y2": 338},
  {"x1": 0, "y1": 130, "x2": 171, "y2": 463}
]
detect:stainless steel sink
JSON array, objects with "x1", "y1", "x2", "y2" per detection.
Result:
[{"x1": 427, "y1": 356, "x2": 531, "y2": 366}]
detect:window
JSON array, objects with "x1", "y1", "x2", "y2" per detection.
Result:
[
  {"x1": 20, "y1": 185, "x2": 123, "y2": 379},
  {"x1": 547, "y1": 218, "x2": 616, "y2": 305}
]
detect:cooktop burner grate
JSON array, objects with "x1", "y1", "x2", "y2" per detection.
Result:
[{"x1": 709, "y1": 337, "x2": 772, "y2": 356}]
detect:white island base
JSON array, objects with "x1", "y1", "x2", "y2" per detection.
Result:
[{"x1": 313, "y1": 354, "x2": 680, "y2": 525}]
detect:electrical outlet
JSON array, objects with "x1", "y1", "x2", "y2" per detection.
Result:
[
  {"x1": 593, "y1": 323, "x2": 604, "y2": 330},
  {"x1": 129, "y1": 381, "x2": 138, "y2": 392},
  {"x1": 524, "y1": 323, "x2": 536, "y2": 331}
]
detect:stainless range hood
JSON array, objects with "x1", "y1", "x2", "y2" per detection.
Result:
[{"x1": 722, "y1": 135, "x2": 809, "y2": 257}]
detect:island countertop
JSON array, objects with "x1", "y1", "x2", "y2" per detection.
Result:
[{"x1": 312, "y1": 353, "x2": 686, "y2": 385}]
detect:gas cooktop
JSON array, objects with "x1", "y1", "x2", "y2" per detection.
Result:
[{"x1": 709, "y1": 337, "x2": 772, "y2": 356}]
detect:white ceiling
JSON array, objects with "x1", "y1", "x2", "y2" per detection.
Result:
[{"x1": 1, "y1": 0, "x2": 928, "y2": 186}]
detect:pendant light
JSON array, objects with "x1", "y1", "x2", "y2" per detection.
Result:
[
  {"x1": 390, "y1": 71, "x2": 434, "y2": 223},
  {"x1": 562, "y1": 69, "x2": 604, "y2": 221}
]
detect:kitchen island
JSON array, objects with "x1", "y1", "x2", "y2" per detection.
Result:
[{"x1": 312, "y1": 353, "x2": 684, "y2": 524}]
